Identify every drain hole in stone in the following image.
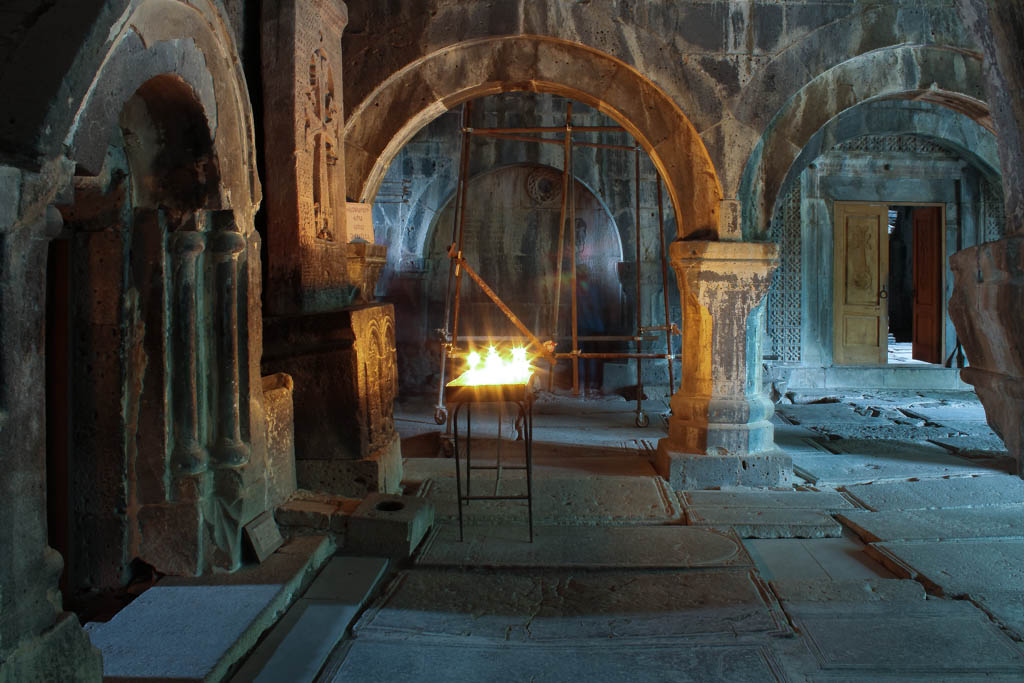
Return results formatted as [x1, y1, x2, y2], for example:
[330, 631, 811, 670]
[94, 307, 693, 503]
[376, 500, 405, 512]
[741, 460, 748, 470]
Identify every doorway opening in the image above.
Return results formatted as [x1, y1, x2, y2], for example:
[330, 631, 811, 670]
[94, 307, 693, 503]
[886, 205, 944, 365]
[833, 201, 945, 366]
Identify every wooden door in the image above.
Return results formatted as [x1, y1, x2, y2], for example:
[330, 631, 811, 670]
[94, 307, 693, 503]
[834, 203, 889, 365]
[912, 206, 943, 363]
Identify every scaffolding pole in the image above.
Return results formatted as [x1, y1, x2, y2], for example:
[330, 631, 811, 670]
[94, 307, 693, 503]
[433, 102, 474, 425]
[656, 176, 675, 394]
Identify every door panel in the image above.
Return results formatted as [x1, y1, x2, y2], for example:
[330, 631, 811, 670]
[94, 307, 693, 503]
[912, 206, 943, 364]
[834, 203, 889, 365]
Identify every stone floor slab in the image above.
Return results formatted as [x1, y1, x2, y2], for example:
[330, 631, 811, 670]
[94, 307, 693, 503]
[970, 591, 1024, 641]
[769, 578, 925, 603]
[902, 401, 990, 422]
[776, 402, 879, 426]
[843, 475, 1024, 511]
[355, 568, 786, 642]
[838, 506, 1024, 543]
[870, 538, 1024, 595]
[333, 640, 784, 683]
[787, 600, 1024, 674]
[686, 507, 842, 538]
[417, 524, 750, 569]
[87, 536, 333, 682]
[789, 439, 1003, 485]
[419, 473, 680, 525]
[232, 556, 389, 683]
[743, 534, 895, 581]
[683, 490, 854, 510]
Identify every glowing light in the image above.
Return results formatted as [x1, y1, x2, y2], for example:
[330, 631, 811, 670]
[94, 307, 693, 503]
[457, 345, 533, 386]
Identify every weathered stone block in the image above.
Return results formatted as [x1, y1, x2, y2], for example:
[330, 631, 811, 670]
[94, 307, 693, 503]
[655, 446, 793, 491]
[263, 303, 402, 495]
[137, 502, 203, 577]
[262, 373, 297, 509]
[295, 432, 402, 497]
[346, 494, 435, 559]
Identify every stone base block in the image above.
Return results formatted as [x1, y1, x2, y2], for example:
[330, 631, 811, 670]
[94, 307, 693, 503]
[346, 493, 435, 559]
[296, 433, 402, 497]
[655, 441, 793, 490]
[0, 612, 102, 683]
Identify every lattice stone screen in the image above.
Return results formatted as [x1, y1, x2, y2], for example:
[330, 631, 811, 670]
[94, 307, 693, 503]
[981, 176, 1006, 244]
[833, 134, 951, 154]
[767, 184, 802, 363]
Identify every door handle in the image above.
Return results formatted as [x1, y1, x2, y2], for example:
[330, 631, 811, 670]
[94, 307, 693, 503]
[879, 284, 888, 300]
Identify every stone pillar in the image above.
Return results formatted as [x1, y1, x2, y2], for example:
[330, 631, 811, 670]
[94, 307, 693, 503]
[208, 220, 250, 466]
[168, 228, 208, 475]
[262, 0, 350, 315]
[0, 198, 102, 680]
[655, 241, 792, 489]
[260, 0, 402, 496]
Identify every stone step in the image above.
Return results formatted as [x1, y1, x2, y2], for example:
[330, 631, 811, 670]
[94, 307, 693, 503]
[230, 555, 389, 683]
[84, 536, 334, 682]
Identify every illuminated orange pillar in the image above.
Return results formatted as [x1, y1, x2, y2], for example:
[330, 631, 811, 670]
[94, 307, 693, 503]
[656, 241, 792, 489]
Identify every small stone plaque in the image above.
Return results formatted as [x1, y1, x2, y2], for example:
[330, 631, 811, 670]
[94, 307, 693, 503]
[347, 202, 375, 243]
[244, 511, 284, 563]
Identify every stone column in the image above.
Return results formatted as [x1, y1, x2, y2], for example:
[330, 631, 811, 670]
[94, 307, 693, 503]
[0, 199, 102, 680]
[168, 228, 208, 476]
[655, 240, 792, 489]
[208, 221, 249, 466]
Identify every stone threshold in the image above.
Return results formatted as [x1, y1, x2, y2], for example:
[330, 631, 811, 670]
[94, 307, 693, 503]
[84, 535, 335, 682]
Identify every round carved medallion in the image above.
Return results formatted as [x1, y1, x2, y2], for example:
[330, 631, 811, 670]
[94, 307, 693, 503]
[526, 168, 562, 205]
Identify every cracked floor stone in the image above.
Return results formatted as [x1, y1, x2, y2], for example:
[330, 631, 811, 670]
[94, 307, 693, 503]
[310, 391, 1024, 681]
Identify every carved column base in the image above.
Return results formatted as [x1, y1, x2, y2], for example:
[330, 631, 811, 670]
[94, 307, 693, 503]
[655, 446, 793, 491]
[0, 611, 102, 682]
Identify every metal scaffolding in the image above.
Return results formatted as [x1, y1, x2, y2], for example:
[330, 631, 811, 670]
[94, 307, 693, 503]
[433, 100, 679, 428]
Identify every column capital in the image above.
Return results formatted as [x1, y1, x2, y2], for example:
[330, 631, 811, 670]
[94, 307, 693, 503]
[670, 240, 778, 298]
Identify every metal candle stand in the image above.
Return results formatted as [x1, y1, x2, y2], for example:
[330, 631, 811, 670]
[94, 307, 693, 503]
[445, 379, 534, 543]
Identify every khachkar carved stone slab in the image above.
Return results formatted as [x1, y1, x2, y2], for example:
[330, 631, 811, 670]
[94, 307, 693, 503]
[263, 303, 401, 497]
[262, 0, 351, 315]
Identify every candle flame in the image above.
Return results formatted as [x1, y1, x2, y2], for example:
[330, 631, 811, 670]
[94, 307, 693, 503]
[458, 345, 533, 386]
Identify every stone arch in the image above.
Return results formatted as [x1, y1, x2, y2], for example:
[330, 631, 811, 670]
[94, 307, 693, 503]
[65, 0, 260, 216]
[740, 45, 990, 241]
[344, 35, 721, 239]
[769, 99, 1001, 239]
